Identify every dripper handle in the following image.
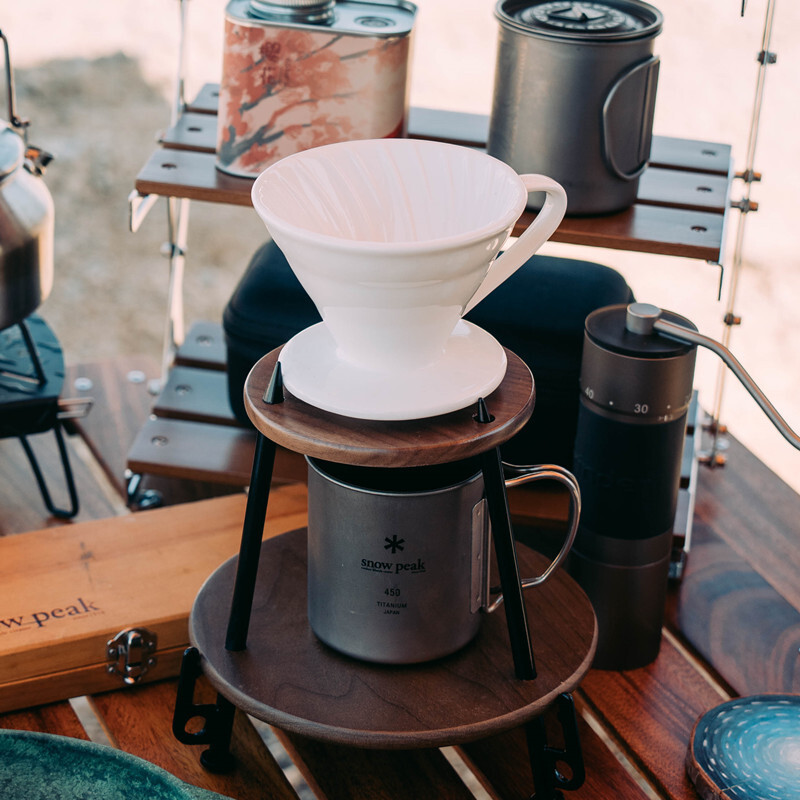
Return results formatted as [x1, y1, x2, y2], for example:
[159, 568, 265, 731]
[463, 175, 567, 315]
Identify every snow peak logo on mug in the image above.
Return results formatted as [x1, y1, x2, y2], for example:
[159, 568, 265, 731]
[0, 597, 102, 634]
[360, 535, 427, 575]
[360, 558, 426, 575]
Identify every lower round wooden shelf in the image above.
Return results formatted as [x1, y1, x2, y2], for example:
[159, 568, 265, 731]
[190, 528, 597, 749]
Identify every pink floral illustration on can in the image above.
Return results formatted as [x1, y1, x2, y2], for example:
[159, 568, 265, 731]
[217, 20, 412, 177]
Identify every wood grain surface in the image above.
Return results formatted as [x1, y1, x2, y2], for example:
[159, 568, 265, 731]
[153, 365, 242, 427]
[459, 704, 653, 800]
[190, 528, 596, 749]
[691, 437, 800, 611]
[278, 731, 475, 800]
[64, 357, 162, 495]
[636, 167, 729, 213]
[91, 678, 300, 800]
[514, 202, 725, 261]
[173, 320, 228, 371]
[3, 357, 796, 799]
[138, 86, 731, 263]
[0, 487, 307, 710]
[0, 700, 88, 740]
[579, 634, 728, 800]
[0, 430, 120, 535]
[675, 521, 800, 696]
[244, 347, 535, 466]
[127, 416, 256, 485]
[136, 146, 727, 262]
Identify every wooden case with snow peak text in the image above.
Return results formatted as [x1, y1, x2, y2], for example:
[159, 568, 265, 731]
[0, 485, 307, 713]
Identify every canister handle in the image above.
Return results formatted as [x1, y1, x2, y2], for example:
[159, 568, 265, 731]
[485, 463, 581, 613]
[601, 55, 660, 181]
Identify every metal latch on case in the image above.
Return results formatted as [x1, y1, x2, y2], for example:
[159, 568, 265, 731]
[106, 628, 158, 685]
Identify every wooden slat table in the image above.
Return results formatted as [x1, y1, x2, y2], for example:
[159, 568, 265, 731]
[136, 85, 732, 263]
[0, 88, 761, 798]
[126, 88, 735, 496]
[1, 357, 798, 799]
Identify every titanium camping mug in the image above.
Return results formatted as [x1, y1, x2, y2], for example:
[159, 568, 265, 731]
[487, 0, 663, 215]
[306, 456, 580, 664]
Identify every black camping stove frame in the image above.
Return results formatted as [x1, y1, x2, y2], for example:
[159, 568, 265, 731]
[174, 363, 586, 799]
[0, 315, 79, 519]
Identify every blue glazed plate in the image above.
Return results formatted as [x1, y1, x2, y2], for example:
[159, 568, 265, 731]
[0, 729, 232, 799]
[687, 694, 800, 800]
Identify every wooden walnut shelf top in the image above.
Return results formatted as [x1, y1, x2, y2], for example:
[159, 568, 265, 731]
[244, 347, 535, 467]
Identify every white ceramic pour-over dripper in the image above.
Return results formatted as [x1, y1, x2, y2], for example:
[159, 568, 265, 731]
[251, 138, 566, 420]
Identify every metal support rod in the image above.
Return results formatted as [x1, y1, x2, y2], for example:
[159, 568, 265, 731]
[172, 0, 190, 124]
[225, 431, 278, 651]
[128, 190, 159, 234]
[19, 422, 79, 520]
[226, 364, 284, 650]
[173, 647, 236, 773]
[162, 195, 191, 383]
[478, 436, 537, 681]
[526, 717, 560, 800]
[524, 693, 586, 798]
[200, 694, 237, 774]
[708, 0, 777, 461]
[18, 319, 46, 386]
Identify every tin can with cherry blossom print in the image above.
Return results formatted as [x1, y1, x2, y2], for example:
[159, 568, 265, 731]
[216, 0, 417, 178]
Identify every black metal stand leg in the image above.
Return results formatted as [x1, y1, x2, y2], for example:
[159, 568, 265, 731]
[525, 694, 585, 799]
[173, 647, 236, 773]
[475, 399, 585, 797]
[527, 716, 560, 800]
[225, 431, 277, 651]
[479, 442, 537, 680]
[174, 364, 285, 769]
[225, 361, 285, 651]
[201, 695, 236, 773]
[19, 421, 79, 519]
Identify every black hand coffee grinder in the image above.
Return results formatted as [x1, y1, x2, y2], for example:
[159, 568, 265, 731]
[570, 300, 800, 669]
[569, 302, 698, 669]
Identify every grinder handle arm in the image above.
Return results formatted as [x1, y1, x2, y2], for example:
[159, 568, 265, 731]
[626, 302, 800, 451]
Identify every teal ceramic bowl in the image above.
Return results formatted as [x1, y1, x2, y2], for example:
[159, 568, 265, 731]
[0, 729, 232, 799]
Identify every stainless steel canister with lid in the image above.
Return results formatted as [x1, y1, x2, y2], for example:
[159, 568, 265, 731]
[488, 0, 663, 215]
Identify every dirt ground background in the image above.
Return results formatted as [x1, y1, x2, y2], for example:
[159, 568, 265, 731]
[3, 0, 800, 493]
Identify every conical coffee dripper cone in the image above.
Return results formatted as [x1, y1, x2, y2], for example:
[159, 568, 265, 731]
[251, 138, 566, 420]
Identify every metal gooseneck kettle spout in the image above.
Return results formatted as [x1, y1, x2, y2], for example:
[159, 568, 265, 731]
[569, 301, 799, 671]
[627, 302, 800, 451]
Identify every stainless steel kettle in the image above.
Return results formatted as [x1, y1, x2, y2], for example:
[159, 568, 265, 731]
[0, 30, 54, 332]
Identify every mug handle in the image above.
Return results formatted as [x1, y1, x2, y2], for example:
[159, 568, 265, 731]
[485, 463, 581, 613]
[462, 174, 567, 315]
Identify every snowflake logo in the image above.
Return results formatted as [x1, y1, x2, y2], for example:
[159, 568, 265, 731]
[384, 535, 405, 554]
